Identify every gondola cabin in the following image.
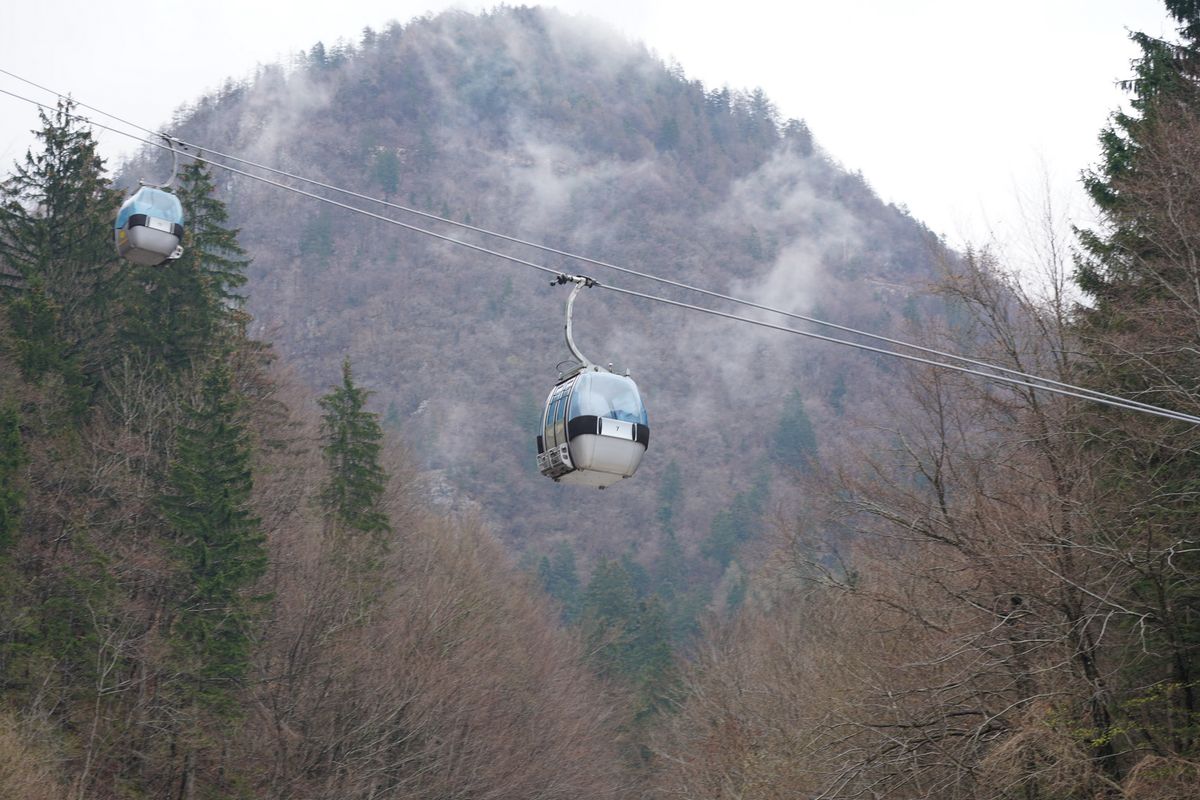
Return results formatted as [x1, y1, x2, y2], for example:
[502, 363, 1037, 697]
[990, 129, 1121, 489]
[114, 187, 184, 266]
[536, 367, 649, 488]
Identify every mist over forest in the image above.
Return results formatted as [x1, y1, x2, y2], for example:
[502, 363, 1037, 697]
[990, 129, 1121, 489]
[1, 4, 1199, 799]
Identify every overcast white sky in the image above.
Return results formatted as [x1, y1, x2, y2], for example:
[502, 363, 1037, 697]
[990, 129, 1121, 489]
[0, 1, 1178, 253]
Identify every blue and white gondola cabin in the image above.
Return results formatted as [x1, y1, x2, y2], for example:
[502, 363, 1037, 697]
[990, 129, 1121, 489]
[114, 187, 184, 266]
[536, 367, 649, 488]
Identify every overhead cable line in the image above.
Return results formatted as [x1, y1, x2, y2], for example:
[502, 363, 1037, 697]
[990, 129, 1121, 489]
[0, 66, 1184, 422]
[3, 83, 1200, 426]
[599, 283, 1200, 424]
[0, 87, 562, 278]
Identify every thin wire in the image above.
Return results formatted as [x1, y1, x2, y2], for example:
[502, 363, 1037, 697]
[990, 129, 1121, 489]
[599, 283, 1200, 425]
[3, 84, 1199, 426]
[0, 88, 563, 280]
[0, 65, 1152, 417]
[0, 67, 161, 140]
[0, 66, 1183, 420]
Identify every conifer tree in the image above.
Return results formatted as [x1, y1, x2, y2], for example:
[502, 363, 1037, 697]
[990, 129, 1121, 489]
[655, 460, 682, 534]
[580, 559, 679, 751]
[174, 159, 249, 316]
[538, 540, 581, 622]
[0, 404, 25, 554]
[0, 100, 121, 397]
[701, 473, 769, 568]
[626, 594, 678, 723]
[1079, 3, 1200, 303]
[1073, 3, 1200, 768]
[771, 388, 817, 471]
[581, 560, 676, 696]
[158, 362, 265, 714]
[580, 559, 639, 682]
[318, 358, 390, 544]
[4, 279, 88, 416]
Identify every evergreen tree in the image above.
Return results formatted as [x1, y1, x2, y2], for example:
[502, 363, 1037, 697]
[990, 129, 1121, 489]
[537, 540, 581, 622]
[724, 567, 748, 614]
[1073, 4, 1200, 770]
[771, 388, 817, 471]
[1079, 3, 1200, 303]
[653, 529, 685, 601]
[651, 521, 709, 644]
[701, 472, 769, 568]
[318, 358, 390, 544]
[175, 160, 250, 314]
[299, 208, 334, 263]
[372, 149, 401, 196]
[655, 460, 682, 533]
[0, 99, 121, 398]
[829, 371, 847, 416]
[580, 559, 639, 683]
[158, 362, 266, 714]
[580, 559, 679, 759]
[4, 279, 88, 416]
[0, 404, 25, 554]
[626, 595, 678, 722]
[580, 560, 677, 711]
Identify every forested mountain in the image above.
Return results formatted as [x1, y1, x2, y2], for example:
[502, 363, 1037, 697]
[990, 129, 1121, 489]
[3, 4, 1198, 799]
[133, 6, 946, 625]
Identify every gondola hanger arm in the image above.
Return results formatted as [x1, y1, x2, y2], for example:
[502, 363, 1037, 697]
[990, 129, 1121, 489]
[556, 274, 600, 371]
[140, 135, 181, 190]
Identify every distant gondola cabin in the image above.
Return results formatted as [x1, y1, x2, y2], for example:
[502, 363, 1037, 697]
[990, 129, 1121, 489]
[114, 187, 184, 266]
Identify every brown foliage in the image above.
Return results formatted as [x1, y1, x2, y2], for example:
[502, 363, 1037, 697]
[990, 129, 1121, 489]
[0, 711, 65, 800]
[233, 363, 631, 799]
[1123, 756, 1200, 800]
[652, 232, 1200, 798]
[245, 501, 630, 799]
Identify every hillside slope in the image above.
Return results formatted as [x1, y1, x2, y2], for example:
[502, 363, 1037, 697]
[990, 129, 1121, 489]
[146, 6, 947, 593]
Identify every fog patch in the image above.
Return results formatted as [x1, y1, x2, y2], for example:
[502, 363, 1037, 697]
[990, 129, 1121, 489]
[625, 148, 861, 408]
[538, 8, 660, 84]
[239, 70, 334, 166]
[718, 148, 862, 316]
[497, 135, 662, 233]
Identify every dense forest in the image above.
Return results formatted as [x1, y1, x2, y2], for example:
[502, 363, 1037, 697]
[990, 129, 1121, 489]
[1, 3, 1198, 799]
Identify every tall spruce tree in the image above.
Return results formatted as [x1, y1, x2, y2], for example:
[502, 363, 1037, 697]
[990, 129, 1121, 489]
[174, 159, 250, 316]
[655, 460, 682, 534]
[318, 358, 390, 544]
[4, 278, 88, 416]
[0, 404, 25, 554]
[771, 388, 817, 471]
[580, 559, 640, 683]
[1074, 2, 1200, 766]
[580, 559, 679, 762]
[538, 540, 581, 622]
[0, 100, 121, 401]
[158, 361, 266, 714]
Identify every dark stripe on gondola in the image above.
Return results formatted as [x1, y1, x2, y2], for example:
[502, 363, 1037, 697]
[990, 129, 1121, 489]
[635, 424, 649, 448]
[567, 415, 601, 440]
[125, 214, 184, 238]
[536, 434, 544, 455]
